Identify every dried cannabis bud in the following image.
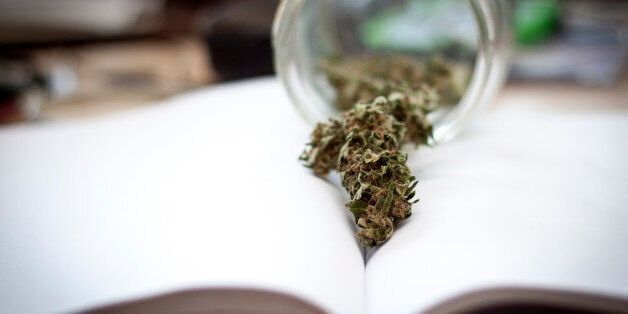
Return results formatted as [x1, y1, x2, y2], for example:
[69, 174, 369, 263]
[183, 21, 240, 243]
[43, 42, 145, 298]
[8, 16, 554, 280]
[321, 55, 466, 112]
[302, 55, 464, 247]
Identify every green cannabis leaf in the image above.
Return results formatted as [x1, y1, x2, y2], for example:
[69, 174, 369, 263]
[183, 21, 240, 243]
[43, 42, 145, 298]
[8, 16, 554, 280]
[301, 55, 466, 247]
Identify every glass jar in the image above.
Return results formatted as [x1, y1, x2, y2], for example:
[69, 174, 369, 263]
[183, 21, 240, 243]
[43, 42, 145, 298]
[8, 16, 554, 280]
[273, 0, 511, 144]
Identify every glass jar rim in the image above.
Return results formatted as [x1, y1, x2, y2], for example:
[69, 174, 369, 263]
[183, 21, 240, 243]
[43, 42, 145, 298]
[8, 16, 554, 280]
[273, 0, 511, 145]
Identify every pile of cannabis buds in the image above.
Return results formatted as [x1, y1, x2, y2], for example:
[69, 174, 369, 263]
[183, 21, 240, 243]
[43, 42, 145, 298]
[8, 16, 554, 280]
[300, 56, 467, 247]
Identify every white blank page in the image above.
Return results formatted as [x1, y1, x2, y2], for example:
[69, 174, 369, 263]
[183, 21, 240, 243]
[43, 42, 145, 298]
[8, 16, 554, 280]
[366, 86, 628, 313]
[0, 78, 364, 314]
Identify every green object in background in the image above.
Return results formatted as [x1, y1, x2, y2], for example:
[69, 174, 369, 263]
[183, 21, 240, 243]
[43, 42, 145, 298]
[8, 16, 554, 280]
[515, 0, 560, 45]
[359, 0, 477, 53]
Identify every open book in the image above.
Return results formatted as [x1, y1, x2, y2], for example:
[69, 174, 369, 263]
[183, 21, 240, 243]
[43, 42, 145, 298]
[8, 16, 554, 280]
[1, 78, 627, 313]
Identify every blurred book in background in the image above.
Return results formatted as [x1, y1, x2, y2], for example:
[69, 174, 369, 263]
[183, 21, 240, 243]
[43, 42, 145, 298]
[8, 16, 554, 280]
[1, 37, 214, 122]
[0, 0, 279, 124]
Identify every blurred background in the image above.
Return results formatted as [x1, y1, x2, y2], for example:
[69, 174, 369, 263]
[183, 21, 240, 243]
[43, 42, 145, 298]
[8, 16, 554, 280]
[0, 0, 626, 124]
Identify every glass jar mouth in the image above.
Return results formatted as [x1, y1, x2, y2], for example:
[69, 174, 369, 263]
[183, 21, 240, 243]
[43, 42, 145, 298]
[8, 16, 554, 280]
[273, 0, 510, 145]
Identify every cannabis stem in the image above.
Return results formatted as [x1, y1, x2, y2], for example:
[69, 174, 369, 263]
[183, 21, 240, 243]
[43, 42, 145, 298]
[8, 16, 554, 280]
[301, 56, 463, 247]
